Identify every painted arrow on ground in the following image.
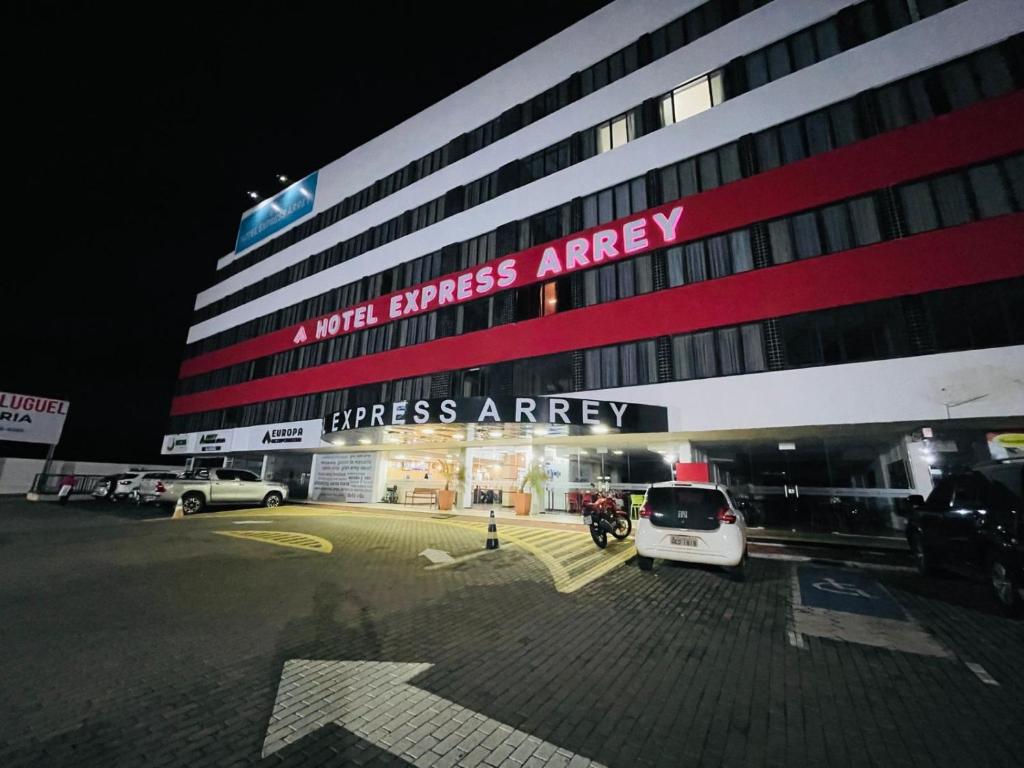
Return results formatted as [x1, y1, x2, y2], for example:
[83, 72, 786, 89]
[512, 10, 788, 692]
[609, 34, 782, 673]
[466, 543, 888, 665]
[262, 660, 606, 766]
[419, 548, 455, 564]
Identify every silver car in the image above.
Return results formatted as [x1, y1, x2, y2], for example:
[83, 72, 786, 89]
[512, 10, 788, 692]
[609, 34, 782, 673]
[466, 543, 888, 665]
[144, 468, 289, 514]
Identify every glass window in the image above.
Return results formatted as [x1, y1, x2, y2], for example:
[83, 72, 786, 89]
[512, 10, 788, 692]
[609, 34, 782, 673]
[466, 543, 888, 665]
[779, 122, 806, 164]
[666, 246, 686, 287]
[634, 254, 655, 294]
[611, 115, 629, 148]
[1003, 155, 1024, 207]
[821, 203, 853, 253]
[768, 219, 795, 264]
[584, 349, 601, 389]
[744, 50, 769, 90]
[968, 164, 1013, 218]
[693, 331, 718, 378]
[600, 346, 620, 387]
[766, 41, 792, 81]
[899, 181, 939, 234]
[877, 83, 913, 131]
[661, 166, 679, 202]
[597, 123, 612, 154]
[741, 323, 767, 372]
[805, 112, 833, 155]
[678, 159, 699, 196]
[686, 241, 707, 282]
[730, 230, 754, 273]
[620, 343, 639, 387]
[718, 327, 743, 375]
[849, 196, 882, 245]
[673, 334, 695, 380]
[931, 174, 972, 227]
[814, 21, 841, 58]
[755, 130, 781, 171]
[709, 70, 725, 106]
[940, 62, 982, 110]
[719, 144, 742, 184]
[973, 48, 1015, 98]
[791, 30, 816, 69]
[670, 76, 713, 124]
[699, 152, 720, 190]
[708, 235, 731, 279]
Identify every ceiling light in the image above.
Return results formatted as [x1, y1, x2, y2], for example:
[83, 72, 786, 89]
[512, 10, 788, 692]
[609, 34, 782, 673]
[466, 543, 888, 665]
[276, 173, 289, 184]
[488, 430, 503, 438]
[453, 433, 465, 440]
[246, 190, 260, 200]
[591, 424, 609, 434]
[533, 427, 548, 436]
[358, 438, 372, 445]
[333, 438, 346, 445]
[578, 450, 589, 456]
[612, 450, 624, 455]
[422, 428, 435, 435]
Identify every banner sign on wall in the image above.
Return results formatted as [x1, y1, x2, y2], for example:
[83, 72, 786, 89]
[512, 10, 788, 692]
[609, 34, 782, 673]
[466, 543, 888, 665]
[235, 172, 319, 254]
[233, 419, 326, 452]
[181, 201, 685, 377]
[160, 419, 326, 455]
[324, 396, 669, 435]
[0, 391, 70, 444]
[311, 453, 377, 503]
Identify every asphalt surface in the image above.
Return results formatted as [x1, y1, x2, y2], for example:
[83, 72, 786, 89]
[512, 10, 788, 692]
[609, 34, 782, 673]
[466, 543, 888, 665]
[0, 497, 1021, 767]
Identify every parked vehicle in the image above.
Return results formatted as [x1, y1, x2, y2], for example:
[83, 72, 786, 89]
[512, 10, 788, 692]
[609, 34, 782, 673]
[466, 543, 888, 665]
[635, 482, 747, 578]
[127, 472, 180, 504]
[92, 474, 125, 501]
[144, 468, 288, 514]
[905, 458, 1023, 615]
[583, 491, 632, 548]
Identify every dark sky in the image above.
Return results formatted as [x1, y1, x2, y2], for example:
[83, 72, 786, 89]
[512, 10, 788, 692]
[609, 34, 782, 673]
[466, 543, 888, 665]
[4, 1, 609, 464]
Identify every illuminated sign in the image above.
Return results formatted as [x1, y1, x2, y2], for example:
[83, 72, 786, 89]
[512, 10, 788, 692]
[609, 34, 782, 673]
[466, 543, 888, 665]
[235, 172, 318, 253]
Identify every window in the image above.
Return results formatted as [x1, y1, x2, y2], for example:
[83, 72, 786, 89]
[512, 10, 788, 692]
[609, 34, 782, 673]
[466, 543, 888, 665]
[899, 182, 938, 234]
[660, 74, 715, 126]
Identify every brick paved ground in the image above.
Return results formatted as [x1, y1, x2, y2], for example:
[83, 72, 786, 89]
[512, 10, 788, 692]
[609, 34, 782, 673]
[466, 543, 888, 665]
[0, 497, 1020, 767]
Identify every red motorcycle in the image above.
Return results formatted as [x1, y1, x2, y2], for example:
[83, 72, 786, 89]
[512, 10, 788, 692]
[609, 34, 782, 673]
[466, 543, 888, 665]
[583, 491, 632, 548]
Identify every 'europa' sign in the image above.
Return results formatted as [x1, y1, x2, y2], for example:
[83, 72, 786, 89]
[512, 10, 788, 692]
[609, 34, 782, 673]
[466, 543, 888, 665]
[324, 397, 668, 434]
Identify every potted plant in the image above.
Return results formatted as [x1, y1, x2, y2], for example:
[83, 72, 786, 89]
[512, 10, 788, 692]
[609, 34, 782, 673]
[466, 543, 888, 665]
[435, 457, 464, 511]
[513, 460, 547, 516]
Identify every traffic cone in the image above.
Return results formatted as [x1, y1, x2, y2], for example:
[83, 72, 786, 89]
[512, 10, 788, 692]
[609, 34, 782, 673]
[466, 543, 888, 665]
[485, 509, 499, 550]
[171, 496, 185, 520]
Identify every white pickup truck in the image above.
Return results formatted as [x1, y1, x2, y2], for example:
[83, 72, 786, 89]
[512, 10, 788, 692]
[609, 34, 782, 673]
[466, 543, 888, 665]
[140, 468, 288, 514]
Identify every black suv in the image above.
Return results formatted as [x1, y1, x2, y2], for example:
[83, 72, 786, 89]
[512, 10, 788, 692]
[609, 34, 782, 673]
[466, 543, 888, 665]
[906, 458, 1023, 615]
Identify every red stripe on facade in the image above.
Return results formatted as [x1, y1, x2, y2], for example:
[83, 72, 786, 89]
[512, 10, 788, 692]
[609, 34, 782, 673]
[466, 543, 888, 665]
[180, 90, 1024, 380]
[169, 214, 1024, 416]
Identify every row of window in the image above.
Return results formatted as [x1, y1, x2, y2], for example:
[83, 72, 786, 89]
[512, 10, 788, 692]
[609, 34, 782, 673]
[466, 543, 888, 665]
[185, 32, 1022, 360]
[215, 0, 775, 282]
[193, 0, 972, 326]
[166, 277, 1024, 434]
[174, 152, 1024, 397]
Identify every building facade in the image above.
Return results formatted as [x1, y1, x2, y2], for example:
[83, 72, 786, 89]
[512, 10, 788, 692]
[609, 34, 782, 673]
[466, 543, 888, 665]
[166, 0, 1024, 535]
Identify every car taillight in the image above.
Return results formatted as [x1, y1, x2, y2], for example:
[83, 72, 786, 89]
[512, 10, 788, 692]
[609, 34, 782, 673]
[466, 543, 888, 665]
[155, 481, 166, 493]
[717, 507, 737, 524]
[640, 502, 652, 519]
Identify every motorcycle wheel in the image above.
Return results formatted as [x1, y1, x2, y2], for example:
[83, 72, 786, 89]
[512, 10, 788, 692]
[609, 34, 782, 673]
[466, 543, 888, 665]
[611, 514, 632, 540]
[590, 526, 608, 549]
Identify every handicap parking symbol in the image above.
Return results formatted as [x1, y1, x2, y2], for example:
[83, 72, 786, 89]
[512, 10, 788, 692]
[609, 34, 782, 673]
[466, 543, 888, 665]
[798, 566, 907, 621]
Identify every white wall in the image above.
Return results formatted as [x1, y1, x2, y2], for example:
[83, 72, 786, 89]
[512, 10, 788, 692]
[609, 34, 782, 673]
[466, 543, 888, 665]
[0, 458, 184, 495]
[576, 346, 1024, 434]
[189, 0, 1023, 342]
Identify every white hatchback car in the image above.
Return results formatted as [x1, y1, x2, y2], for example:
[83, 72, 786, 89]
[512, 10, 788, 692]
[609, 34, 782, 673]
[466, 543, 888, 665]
[635, 481, 747, 578]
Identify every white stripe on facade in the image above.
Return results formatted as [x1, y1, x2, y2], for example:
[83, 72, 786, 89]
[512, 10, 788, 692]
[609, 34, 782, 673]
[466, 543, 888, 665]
[188, 0, 1023, 344]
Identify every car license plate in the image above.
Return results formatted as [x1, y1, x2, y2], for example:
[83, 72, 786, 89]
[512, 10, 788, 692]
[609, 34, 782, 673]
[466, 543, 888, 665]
[583, 515, 592, 525]
[670, 535, 698, 547]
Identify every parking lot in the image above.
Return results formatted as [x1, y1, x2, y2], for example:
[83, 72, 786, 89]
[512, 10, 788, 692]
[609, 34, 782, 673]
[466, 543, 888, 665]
[0, 496, 1021, 768]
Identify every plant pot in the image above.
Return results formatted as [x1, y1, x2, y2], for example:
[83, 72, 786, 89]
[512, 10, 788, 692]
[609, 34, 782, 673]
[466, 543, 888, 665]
[513, 492, 532, 516]
[437, 489, 456, 511]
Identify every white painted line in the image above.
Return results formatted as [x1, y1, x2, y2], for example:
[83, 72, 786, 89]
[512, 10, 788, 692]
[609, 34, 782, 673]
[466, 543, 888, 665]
[232, 520, 273, 525]
[787, 629, 806, 649]
[751, 551, 914, 573]
[424, 547, 507, 570]
[831, 532, 906, 541]
[965, 662, 999, 686]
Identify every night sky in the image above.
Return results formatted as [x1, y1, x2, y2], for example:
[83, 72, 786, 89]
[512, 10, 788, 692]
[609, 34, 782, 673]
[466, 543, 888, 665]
[4, 2, 609, 464]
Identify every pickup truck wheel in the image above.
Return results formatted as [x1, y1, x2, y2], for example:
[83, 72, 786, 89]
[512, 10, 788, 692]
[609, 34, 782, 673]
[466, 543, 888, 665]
[263, 492, 283, 508]
[990, 557, 1022, 616]
[637, 555, 654, 571]
[181, 492, 204, 515]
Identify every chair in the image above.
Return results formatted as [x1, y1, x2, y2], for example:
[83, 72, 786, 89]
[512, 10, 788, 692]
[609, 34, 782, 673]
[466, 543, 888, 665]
[629, 494, 645, 520]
